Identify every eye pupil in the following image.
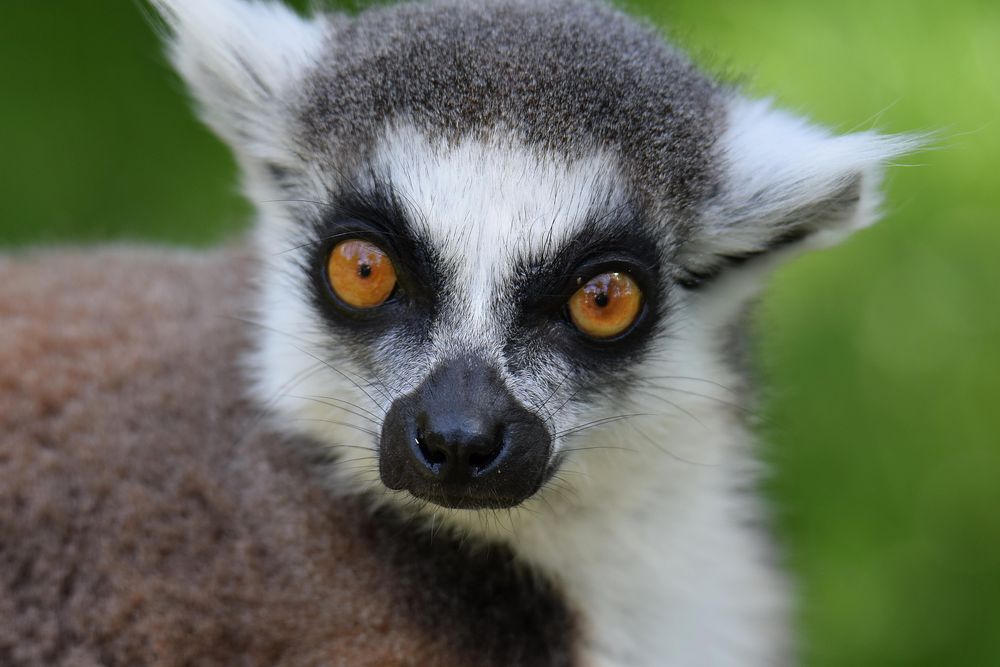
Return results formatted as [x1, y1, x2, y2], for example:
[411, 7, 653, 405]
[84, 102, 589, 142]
[358, 263, 372, 278]
[594, 292, 609, 308]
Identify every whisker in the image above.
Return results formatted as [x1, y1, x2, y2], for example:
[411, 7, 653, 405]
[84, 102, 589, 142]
[559, 445, 638, 454]
[232, 315, 393, 413]
[287, 394, 383, 425]
[631, 385, 751, 416]
[627, 423, 719, 468]
[228, 360, 326, 449]
[287, 343, 388, 416]
[291, 417, 380, 438]
[337, 456, 380, 466]
[318, 442, 375, 454]
[555, 413, 654, 438]
[636, 374, 741, 395]
[537, 368, 574, 423]
[228, 315, 321, 347]
[549, 465, 589, 477]
[547, 383, 588, 422]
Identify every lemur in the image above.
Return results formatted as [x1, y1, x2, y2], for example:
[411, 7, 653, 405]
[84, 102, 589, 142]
[0, 0, 915, 665]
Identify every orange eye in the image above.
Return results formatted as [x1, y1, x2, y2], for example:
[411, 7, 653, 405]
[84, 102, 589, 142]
[567, 272, 643, 339]
[326, 239, 397, 309]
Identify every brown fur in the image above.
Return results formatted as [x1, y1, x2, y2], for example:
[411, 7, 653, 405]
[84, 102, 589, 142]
[0, 246, 576, 667]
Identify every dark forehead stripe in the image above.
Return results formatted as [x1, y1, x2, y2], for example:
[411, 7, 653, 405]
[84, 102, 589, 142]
[302, 0, 725, 214]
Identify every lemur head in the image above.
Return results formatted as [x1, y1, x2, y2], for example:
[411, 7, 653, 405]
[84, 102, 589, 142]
[155, 0, 913, 524]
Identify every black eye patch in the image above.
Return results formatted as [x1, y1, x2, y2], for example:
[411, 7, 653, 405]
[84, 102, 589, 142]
[301, 180, 450, 344]
[503, 202, 665, 375]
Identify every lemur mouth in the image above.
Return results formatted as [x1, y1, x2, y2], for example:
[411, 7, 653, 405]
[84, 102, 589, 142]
[408, 487, 528, 510]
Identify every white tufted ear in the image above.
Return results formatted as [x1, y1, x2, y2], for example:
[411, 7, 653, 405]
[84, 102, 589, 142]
[151, 0, 325, 163]
[682, 96, 920, 283]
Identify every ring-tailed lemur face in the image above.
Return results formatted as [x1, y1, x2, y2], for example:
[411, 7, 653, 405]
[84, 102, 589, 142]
[154, 0, 914, 523]
[261, 125, 686, 511]
[292, 130, 670, 509]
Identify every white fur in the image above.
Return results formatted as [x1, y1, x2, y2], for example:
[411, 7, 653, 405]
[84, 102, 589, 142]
[155, 2, 915, 665]
[686, 97, 919, 275]
[152, 0, 324, 163]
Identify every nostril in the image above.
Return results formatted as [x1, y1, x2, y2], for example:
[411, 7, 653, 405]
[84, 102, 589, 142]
[415, 428, 447, 466]
[466, 424, 505, 474]
[467, 448, 498, 472]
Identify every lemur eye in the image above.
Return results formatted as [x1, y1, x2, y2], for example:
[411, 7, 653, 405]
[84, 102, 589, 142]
[567, 272, 643, 339]
[327, 239, 397, 309]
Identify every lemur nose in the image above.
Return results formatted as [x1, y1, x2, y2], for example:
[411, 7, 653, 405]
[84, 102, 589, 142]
[414, 416, 506, 482]
[379, 355, 552, 509]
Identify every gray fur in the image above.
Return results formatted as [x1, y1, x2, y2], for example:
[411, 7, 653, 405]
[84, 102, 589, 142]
[300, 0, 726, 215]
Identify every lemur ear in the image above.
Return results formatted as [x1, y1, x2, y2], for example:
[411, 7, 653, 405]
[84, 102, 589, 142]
[151, 0, 324, 162]
[680, 97, 920, 286]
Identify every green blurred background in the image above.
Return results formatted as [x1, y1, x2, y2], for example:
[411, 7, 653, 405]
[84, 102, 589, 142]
[1, 1, 997, 664]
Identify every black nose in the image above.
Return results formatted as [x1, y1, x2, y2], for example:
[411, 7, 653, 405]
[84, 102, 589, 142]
[379, 356, 551, 509]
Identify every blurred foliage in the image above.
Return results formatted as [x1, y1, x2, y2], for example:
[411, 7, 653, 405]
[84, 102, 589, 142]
[1, 1, 997, 665]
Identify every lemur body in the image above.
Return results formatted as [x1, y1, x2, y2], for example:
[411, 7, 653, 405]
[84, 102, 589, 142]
[1, 1, 914, 664]
[0, 248, 575, 666]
